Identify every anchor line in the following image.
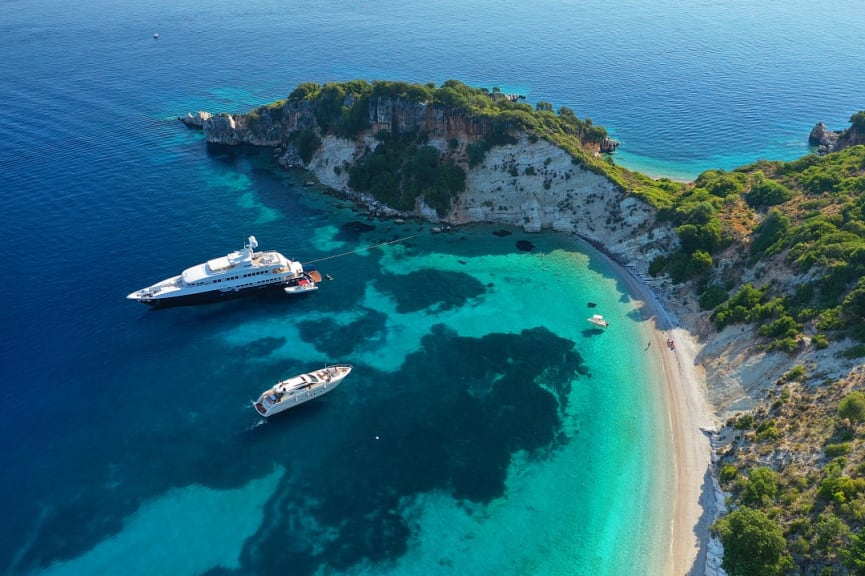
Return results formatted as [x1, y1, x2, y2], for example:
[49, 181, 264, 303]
[301, 234, 421, 266]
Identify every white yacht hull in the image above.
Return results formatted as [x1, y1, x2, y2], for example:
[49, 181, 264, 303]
[134, 279, 289, 308]
[128, 236, 307, 308]
[253, 364, 352, 417]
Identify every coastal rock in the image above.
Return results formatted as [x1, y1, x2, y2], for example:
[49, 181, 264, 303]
[808, 122, 839, 154]
[809, 119, 865, 154]
[179, 111, 212, 128]
[203, 113, 240, 144]
[600, 136, 619, 153]
[370, 97, 496, 138]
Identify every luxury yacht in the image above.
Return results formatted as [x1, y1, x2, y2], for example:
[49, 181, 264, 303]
[127, 236, 305, 307]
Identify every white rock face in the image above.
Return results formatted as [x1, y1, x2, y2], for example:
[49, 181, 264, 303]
[306, 134, 678, 271]
[451, 136, 678, 272]
[306, 134, 374, 191]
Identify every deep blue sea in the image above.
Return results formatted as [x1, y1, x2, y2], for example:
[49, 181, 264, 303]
[2, 1, 863, 574]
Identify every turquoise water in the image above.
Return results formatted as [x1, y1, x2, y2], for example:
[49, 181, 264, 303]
[2, 0, 863, 574]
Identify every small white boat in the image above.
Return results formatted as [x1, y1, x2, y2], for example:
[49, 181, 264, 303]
[253, 364, 352, 417]
[284, 270, 321, 295]
[588, 314, 609, 328]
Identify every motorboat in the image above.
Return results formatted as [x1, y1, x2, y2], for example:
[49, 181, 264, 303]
[253, 364, 352, 417]
[588, 314, 610, 328]
[284, 270, 322, 295]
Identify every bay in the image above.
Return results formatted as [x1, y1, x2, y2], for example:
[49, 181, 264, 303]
[1, 0, 863, 574]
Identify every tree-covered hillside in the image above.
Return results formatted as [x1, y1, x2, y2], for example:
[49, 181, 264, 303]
[243, 79, 682, 216]
[649, 124, 865, 357]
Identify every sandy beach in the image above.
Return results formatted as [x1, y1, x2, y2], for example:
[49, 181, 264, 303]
[611, 257, 717, 575]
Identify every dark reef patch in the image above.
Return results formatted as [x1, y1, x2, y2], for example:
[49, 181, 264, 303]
[374, 269, 486, 313]
[237, 336, 287, 357]
[516, 239, 535, 252]
[335, 220, 376, 242]
[296, 308, 388, 357]
[242, 324, 586, 575]
[493, 229, 512, 237]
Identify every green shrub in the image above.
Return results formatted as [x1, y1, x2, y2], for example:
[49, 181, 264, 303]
[767, 336, 800, 353]
[759, 314, 801, 339]
[742, 466, 779, 507]
[750, 209, 791, 257]
[813, 334, 829, 349]
[712, 284, 765, 328]
[839, 391, 865, 423]
[721, 464, 739, 484]
[466, 142, 486, 167]
[756, 419, 780, 442]
[713, 507, 790, 576]
[825, 443, 852, 458]
[783, 365, 807, 382]
[293, 129, 321, 164]
[733, 413, 754, 430]
[747, 180, 794, 207]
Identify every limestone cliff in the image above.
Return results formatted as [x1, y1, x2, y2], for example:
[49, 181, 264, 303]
[198, 96, 662, 267]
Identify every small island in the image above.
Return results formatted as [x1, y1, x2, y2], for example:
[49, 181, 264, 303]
[184, 79, 865, 576]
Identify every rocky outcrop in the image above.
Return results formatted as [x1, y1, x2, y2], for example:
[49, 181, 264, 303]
[369, 98, 497, 138]
[809, 120, 865, 154]
[600, 136, 619, 153]
[179, 111, 212, 129]
[809, 122, 840, 154]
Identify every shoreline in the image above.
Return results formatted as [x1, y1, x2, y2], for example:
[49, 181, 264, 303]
[310, 178, 721, 573]
[588, 241, 716, 575]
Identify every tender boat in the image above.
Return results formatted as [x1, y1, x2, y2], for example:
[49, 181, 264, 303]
[127, 236, 307, 307]
[284, 270, 322, 295]
[588, 314, 610, 328]
[253, 364, 352, 417]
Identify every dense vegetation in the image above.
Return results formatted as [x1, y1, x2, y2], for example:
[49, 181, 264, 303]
[347, 129, 466, 216]
[647, 117, 865, 355]
[647, 112, 865, 576]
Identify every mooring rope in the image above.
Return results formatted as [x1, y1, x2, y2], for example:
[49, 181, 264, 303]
[302, 233, 421, 266]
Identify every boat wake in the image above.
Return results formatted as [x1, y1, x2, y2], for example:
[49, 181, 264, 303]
[249, 418, 268, 430]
